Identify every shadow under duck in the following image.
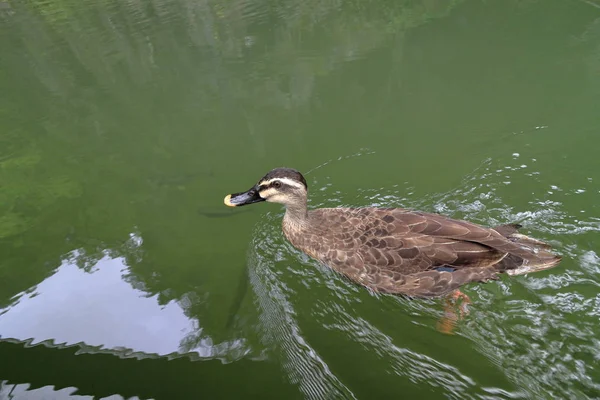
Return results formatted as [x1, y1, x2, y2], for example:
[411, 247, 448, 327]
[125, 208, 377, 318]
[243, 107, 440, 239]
[224, 168, 561, 298]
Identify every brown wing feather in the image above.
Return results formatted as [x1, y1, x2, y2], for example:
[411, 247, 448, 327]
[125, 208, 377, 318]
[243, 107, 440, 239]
[382, 209, 557, 265]
[319, 208, 508, 271]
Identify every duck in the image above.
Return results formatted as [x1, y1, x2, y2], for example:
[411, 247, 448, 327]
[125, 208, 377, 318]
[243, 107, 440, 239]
[223, 167, 561, 299]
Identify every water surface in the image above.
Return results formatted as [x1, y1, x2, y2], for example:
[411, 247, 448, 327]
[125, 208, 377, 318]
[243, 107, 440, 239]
[1, 0, 600, 398]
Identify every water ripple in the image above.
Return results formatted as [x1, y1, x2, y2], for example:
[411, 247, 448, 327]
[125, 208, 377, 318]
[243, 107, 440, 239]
[248, 227, 356, 400]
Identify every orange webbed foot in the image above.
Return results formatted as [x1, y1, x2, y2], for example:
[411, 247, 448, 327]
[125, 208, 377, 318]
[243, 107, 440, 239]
[436, 290, 471, 335]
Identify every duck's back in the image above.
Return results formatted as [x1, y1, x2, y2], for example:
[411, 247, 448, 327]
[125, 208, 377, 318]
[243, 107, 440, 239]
[282, 207, 560, 297]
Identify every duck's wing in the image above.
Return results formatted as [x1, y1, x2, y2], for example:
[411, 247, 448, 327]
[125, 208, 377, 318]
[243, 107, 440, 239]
[310, 208, 559, 297]
[316, 208, 507, 271]
[316, 228, 501, 297]
[383, 209, 560, 268]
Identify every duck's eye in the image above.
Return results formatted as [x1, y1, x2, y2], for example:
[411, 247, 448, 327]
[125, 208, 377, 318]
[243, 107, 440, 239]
[273, 181, 282, 189]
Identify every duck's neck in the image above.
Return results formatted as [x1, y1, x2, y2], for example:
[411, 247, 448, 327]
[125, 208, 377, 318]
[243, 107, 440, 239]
[282, 199, 309, 231]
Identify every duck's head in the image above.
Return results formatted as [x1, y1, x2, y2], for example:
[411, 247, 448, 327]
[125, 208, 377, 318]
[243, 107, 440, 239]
[224, 167, 308, 208]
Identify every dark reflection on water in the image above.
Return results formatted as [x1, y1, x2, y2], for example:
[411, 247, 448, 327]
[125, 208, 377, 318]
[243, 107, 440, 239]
[246, 154, 600, 399]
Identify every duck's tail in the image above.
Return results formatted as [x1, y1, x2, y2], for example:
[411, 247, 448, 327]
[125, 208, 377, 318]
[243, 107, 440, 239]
[493, 223, 562, 276]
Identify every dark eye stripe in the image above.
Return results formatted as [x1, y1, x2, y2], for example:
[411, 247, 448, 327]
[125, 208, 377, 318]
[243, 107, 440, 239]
[258, 182, 283, 191]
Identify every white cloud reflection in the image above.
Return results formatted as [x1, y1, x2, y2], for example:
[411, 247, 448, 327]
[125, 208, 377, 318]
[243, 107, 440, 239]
[0, 255, 219, 358]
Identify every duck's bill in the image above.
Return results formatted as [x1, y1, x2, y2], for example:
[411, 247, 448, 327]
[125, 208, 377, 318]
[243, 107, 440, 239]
[224, 188, 265, 207]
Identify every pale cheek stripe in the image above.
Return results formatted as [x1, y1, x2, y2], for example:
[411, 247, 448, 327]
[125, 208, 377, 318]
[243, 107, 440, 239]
[260, 188, 278, 198]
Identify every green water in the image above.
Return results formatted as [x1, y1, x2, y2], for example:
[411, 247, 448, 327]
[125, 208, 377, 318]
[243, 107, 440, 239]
[1, 0, 600, 398]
